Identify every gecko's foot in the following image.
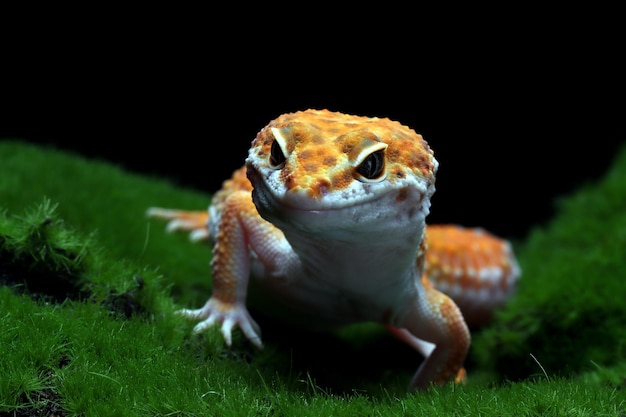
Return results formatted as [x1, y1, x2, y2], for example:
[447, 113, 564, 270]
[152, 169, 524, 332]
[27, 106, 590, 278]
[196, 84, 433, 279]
[178, 298, 263, 349]
[146, 207, 209, 241]
[454, 368, 467, 384]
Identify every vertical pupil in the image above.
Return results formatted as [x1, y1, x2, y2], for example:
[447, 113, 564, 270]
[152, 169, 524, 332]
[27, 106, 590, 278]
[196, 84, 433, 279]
[270, 140, 286, 166]
[357, 150, 384, 179]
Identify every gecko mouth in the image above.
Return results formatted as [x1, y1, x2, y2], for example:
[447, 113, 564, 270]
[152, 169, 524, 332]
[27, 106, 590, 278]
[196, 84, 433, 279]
[248, 166, 429, 232]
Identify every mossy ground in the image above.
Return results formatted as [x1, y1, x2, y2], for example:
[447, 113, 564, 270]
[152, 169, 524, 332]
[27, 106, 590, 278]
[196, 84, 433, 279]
[1, 140, 625, 416]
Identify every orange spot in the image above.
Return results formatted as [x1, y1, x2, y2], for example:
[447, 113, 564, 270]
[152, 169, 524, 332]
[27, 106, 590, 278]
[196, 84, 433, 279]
[396, 188, 408, 202]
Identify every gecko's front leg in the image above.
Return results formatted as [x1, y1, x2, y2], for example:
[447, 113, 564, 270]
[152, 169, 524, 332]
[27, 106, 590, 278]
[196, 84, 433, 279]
[388, 276, 470, 391]
[170, 190, 261, 348]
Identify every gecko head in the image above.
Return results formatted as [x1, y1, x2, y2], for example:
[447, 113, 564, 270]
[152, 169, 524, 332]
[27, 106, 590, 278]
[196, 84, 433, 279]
[245, 109, 438, 237]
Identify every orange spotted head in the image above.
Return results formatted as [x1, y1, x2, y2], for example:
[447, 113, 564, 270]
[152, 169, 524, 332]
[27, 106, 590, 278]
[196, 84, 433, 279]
[246, 109, 438, 237]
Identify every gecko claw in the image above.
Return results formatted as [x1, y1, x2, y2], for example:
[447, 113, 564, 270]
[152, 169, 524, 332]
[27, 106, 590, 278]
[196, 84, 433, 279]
[177, 300, 263, 349]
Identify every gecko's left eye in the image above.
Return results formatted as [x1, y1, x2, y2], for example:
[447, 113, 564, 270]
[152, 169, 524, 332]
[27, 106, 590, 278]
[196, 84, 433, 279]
[356, 149, 385, 181]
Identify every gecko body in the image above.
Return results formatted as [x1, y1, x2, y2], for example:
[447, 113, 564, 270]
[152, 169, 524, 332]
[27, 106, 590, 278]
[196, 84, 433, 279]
[148, 109, 520, 390]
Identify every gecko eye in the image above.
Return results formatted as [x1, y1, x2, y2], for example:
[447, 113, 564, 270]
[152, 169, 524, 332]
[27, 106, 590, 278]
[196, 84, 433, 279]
[356, 149, 385, 181]
[268, 127, 288, 169]
[269, 138, 286, 168]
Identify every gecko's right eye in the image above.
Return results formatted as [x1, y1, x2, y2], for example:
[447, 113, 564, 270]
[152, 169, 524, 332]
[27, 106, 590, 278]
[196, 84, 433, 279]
[269, 139, 286, 168]
[269, 127, 288, 169]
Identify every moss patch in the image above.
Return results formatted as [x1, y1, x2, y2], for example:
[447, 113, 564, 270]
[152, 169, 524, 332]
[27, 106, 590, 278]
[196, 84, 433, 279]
[0, 199, 92, 303]
[472, 145, 626, 385]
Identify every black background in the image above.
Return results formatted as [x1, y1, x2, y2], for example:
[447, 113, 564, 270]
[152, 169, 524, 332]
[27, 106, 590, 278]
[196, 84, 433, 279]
[1, 10, 623, 241]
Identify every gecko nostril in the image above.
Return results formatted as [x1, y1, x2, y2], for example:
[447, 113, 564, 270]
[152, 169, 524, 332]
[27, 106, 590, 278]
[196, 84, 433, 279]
[311, 178, 331, 199]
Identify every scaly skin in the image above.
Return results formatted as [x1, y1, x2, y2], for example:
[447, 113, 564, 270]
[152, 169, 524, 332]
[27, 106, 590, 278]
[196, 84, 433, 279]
[147, 109, 520, 391]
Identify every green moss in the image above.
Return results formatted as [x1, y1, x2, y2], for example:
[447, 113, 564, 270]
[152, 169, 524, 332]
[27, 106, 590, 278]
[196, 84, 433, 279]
[472, 144, 626, 383]
[1, 139, 625, 416]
